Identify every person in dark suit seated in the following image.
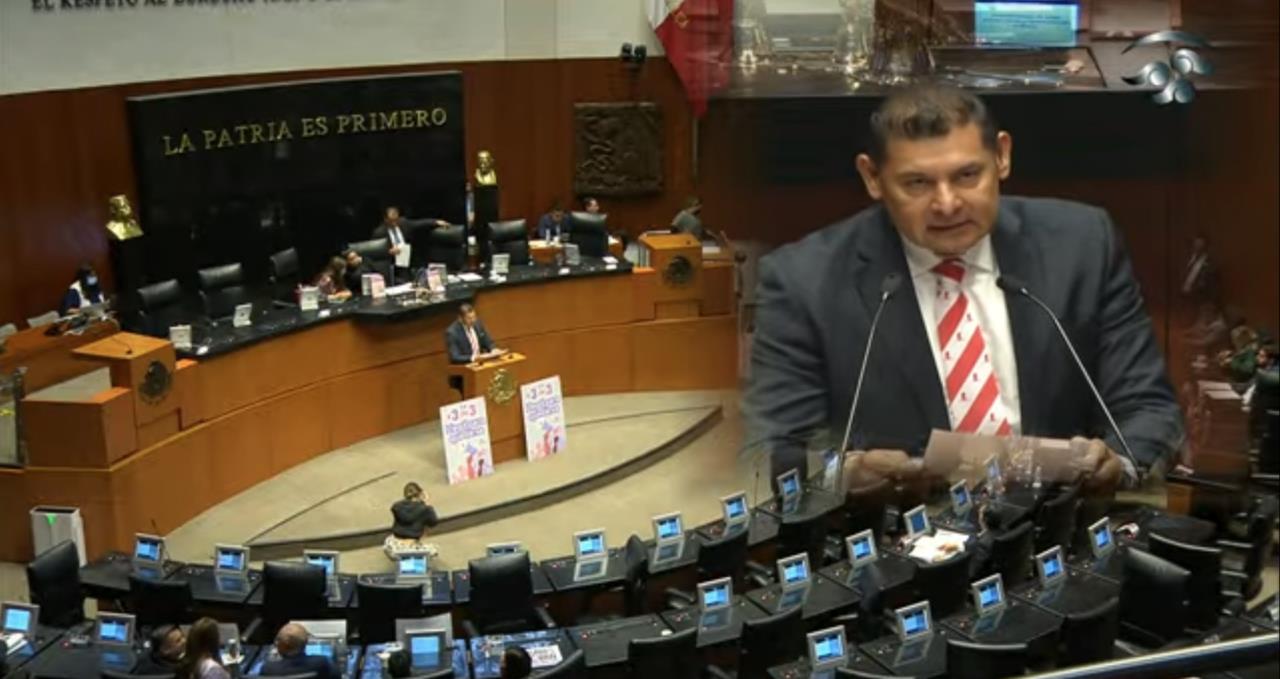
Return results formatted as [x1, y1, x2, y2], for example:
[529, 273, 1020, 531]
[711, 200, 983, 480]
[134, 625, 186, 675]
[536, 202, 569, 241]
[384, 481, 440, 560]
[311, 257, 352, 302]
[500, 646, 531, 679]
[745, 84, 1182, 495]
[59, 263, 105, 316]
[384, 650, 411, 679]
[342, 249, 374, 295]
[260, 624, 337, 679]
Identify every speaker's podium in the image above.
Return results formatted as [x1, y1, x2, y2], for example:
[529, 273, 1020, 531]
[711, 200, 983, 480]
[448, 352, 528, 464]
[638, 232, 703, 319]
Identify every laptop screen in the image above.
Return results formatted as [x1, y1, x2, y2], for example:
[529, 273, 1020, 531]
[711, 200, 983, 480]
[399, 553, 429, 576]
[3, 606, 32, 634]
[305, 553, 336, 578]
[408, 633, 443, 667]
[1090, 519, 1113, 556]
[951, 482, 971, 512]
[974, 575, 1004, 613]
[304, 639, 335, 659]
[848, 530, 876, 564]
[905, 506, 930, 538]
[896, 603, 931, 641]
[810, 630, 845, 664]
[97, 616, 132, 644]
[135, 536, 162, 562]
[778, 470, 801, 498]
[655, 515, 682, 541]
[779, 554, 809, 586]
[724, 494, 747, 522]
[576, 532, 605, 558]
[216, 547, 245, 572]
[1038, 547, 1065, 584]
[700, 580, 730, 609]
[486, 543, 522, 557]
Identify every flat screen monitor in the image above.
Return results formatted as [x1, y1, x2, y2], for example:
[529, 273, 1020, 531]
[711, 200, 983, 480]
[214, 544, 247, 573]
[698, 577, 732, 611]
[485, 542, 523, 558]
[971, 573, 1006, 615]
[573, 529, 606, 560]
[96, 613, 136, 646]
[777, 553, 810, 588]
[847, 529, 878, 566]
[303, 550, 339, 579]
[1088, 517, 1115, 558]
[721, 492, 749, 527]
[807, 626, 847, 669]
[975, 1, 1079, 47]
[397, 552, 429, 578]
[904, 504, 931, 540]
[950, 480, 972, 515]
[653, 512, 683, 544]
[134, 534, 164, 563]
[895, 601, 932, 642]
[303, 637, 336, 660]
[1036, 546, 1066, 585]
[776, 469, 801, 499]
[405, 629, 446, 668]
[1, 602, 37, 636]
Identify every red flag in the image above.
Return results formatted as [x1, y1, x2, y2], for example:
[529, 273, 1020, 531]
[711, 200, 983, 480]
[648, 0, 734, 117]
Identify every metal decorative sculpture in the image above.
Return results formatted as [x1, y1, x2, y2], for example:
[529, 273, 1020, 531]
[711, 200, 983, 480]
[573, 103, 663, 197]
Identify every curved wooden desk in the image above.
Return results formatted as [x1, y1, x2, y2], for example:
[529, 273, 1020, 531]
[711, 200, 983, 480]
[0, 264, 736, 561]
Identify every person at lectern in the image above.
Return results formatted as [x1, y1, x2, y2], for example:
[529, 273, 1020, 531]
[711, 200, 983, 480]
[446, 303, 506, 366]
[59, 263, 106, 316]
[384, 481, 440, 560]
[744, 84, 1183, 495]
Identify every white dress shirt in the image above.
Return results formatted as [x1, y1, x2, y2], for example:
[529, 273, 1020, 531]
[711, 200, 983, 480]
[900, 234, 1022, 434]
[388, 225, 405, 246]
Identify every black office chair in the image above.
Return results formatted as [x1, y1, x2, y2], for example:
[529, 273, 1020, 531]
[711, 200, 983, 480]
[1119, 548, 1190, 648]
[985, 522, 1035, 586]
[26, 540, 85, 628]
[567, 212, 609, 258]
[247, 562, 328, 643]
[914, 550, 973, 618]
[737, 606, 806, 679]
[426, 224, 468, 272]
[626, 627, 698, 678]
[355, 581, 426, 643]
[834, 669, 905, 679]
[135, 279, 187, 336]
[777, 511, 830, 569]
[464, 552, 555, 637]
[1061, 596, 1120, 665]
[621, 534, 650, 616]
[666, 528, 754, 610]
[102, 671, 173, 679]
[267, 247, 301, 304]
[538, 649, 586, 678]
[196, 263, 250, 319]
[128, 575, 194, 629]
[348, 237, 394, 278]
[488, 219, 531, 266]
[1149, 532, 1223, 632]
[1219, 496, 1278, 602]
[1035, 486, 1080, 552]
[945, 638, 1030, 679]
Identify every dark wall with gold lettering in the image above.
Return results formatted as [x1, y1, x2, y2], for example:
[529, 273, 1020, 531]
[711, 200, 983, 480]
[127, 72, 464, 285]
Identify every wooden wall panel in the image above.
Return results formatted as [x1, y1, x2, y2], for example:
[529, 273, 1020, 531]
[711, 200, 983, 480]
[23, 387, 136, 468]
[632, 316, 739, 391]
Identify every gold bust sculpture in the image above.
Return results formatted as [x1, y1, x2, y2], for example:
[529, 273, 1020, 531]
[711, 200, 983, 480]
[474, 150, 497, 186]
[105, 195, 144, 241]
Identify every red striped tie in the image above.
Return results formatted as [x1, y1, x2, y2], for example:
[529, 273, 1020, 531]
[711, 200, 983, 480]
[933, 258, 1012, 436]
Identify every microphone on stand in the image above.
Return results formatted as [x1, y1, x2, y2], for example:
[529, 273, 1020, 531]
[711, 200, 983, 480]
[995, 275, 1143, 483]
[838, 273, 904, 466]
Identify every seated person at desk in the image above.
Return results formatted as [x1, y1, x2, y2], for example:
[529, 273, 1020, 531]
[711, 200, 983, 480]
[500, 646, 531, 679]
[384, 481, 440, 560]
[446, 304, 506, 366]
[312, 257, 352, 302]
[385, 650, 411, 679]
[536, 202, 569, 241]
[671, 196, 705, 241]
[58, 263, 105, 316]
[744, 84, 1182, 494]
[135, 625, 186, 675]
[175, 618, 231, 679]
[342, 248, 374, 294]
[261, 624, 338, 679]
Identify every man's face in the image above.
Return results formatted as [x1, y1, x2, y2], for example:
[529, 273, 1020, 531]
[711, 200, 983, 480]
[346, 252, 362, 268]
[385, 208, 400, 226]
[585, 199, 600, 214]
[462, 310, 477, 327]
[162, 629, 186, 659]
[856, 123, 1011, 258]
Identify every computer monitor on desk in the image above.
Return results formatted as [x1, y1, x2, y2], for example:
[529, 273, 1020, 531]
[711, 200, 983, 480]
[405, 628, 447, 669]
[133, 533, 166, 577]
[903, 505, 932, 543]
[1035, 546, 1066, 587]
[572, 528, 608, 581]
[215, 544, 248, 573]
[1, 601, 38, 644]
[950, 480, 973, 517]
[304, 550, 340, 599]
[698, 577, 733, 630]
[971, 573, 1007, 616]
[721, 491, 749, 531]
[397, 552, 431, 584]
[1087, 517, 1115, 559]
[652, 512, 683, 545]
[807, 625, 849, 671]
[486, 542, 524, 558]
[846, 529, 878, 568]
[895, 601, 933, 643]
[96, 613, 136, 646]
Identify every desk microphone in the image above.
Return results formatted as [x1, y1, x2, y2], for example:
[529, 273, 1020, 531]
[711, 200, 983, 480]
[838, 273, 903, 458]
[996, 275, 1143, 482]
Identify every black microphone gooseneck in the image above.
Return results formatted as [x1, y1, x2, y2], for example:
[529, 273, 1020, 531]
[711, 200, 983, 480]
[839, 273, 904, 460]
[996, 275, 1143, 482]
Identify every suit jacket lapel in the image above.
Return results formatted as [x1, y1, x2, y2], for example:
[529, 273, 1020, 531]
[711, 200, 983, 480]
[854, 207, 950, 436]
[989, 200, 1048, 435]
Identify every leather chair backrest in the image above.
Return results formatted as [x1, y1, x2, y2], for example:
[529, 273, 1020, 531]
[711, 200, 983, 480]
[269, 248, 300, 280]
[915, 549, 973, 619]
[197, 263, 244, 292]
[468, 552, 533, 631]
[739, 606, 805, 675]
[696, 528, 748, 583]
[1062, 596, 1120, 665]
[26, 540, 84, 628]
[1149, 532, 1222, 630]
[129, 576, 194, 628]
[349, 238, 392, 263]
[567, 212, 608, 257]
[137, 279, 183, 312]
[627, 627, 698, 679]
[989, 521, 1036, 586]
[1119, 548, 1190, 645]
[945, 637, 1029, 679]
[355, 581, 425, 644]
[1035, 486, 1080, 552]
[262, 561, 327, 628]
[488, 219, 530, 266]
[197, 263, 250, 319]
[427, 225, 467, 272]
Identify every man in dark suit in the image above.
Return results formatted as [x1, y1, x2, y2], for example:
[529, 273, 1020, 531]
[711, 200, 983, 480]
[132, 625, 185, 675]
[446, 303, 504, 365]
[260, 623, 338, 679]
[745, 84, 1182, 494]
[373, 206, 448, 279]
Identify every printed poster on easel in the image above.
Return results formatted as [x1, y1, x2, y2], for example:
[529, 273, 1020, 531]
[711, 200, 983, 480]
[521, 375, 567, 461]
[440, 397, 495, 484]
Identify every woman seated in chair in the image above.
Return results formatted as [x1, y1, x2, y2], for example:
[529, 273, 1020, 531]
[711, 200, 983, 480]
[312, 256, 352, 302]
[384, 481, 440, 560]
